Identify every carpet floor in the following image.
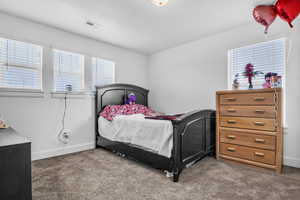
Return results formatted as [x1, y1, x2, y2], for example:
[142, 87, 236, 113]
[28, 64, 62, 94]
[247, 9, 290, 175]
[32, 149, 300, 200]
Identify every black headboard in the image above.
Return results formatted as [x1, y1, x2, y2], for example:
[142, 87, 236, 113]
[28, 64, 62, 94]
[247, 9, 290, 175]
[95, 83, 149, 115]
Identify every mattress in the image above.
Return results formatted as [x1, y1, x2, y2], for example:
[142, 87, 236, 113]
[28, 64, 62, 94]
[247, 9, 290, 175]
[98, 114, 173, 158]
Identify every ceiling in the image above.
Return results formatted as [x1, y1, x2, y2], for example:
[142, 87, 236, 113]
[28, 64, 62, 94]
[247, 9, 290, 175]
[0, 0, 275, 54]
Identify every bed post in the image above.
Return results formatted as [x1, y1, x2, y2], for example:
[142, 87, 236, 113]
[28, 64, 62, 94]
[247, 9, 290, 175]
[95, 88, 99, 148]
[172, 123, 182, 182]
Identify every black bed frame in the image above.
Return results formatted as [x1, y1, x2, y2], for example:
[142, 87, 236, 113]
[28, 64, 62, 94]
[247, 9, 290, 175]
[95, 84, 216, 182]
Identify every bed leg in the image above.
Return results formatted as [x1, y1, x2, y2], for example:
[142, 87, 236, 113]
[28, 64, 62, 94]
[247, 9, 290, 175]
[172, 168, 181, 182]
[173, 172, 179, 182]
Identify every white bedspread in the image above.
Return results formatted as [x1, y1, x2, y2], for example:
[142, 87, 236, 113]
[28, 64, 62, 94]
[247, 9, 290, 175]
[98, 114, 173, 158]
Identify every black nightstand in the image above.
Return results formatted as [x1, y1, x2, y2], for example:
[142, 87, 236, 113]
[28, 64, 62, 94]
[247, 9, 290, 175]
[0, 128, 32, 200]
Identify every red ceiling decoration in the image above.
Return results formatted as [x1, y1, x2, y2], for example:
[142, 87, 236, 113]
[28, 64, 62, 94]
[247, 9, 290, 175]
[253, 0, 300, 33]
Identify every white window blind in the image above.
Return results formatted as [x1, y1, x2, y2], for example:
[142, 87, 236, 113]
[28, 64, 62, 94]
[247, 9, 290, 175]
[0, 37, 42, 90]
[53, 50, 84, 92]
[92, 58, 115, 89]
[228, 38, 285, 89]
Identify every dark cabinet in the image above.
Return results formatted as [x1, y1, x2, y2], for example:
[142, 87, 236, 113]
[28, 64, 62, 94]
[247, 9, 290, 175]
[0, 128, 31, 200]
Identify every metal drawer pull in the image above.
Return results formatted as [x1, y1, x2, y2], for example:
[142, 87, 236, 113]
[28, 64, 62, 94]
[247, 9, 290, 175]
[227, 109, 236, 113]
[254, 97, 265, 101]
[255, 110, 265, 114]
[254, 122, 265, 126]
[227, 135, 236, 139]
[227, 120, 237, 124]
[227, 147, 236, 152]
[224, 97, 236, 101]
[255, 138, 266, 143]
[254, 152, 265, 157]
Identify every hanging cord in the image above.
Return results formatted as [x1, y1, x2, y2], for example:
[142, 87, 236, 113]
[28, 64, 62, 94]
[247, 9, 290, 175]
[62, 92, 67, 132]
[58, 92, 69, 144]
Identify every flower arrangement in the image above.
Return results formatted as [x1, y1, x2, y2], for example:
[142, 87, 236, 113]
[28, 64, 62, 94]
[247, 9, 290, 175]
[243, 63, 264, 89]
[233, 63, 264, 89]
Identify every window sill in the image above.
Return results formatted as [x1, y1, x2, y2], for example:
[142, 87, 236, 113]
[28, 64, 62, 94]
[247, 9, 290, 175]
[0, 88, 44, 98]
[51, 91, 94, 99]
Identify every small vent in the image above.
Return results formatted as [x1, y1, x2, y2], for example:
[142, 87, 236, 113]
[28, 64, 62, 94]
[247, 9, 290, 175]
[86, 21, 95, 26]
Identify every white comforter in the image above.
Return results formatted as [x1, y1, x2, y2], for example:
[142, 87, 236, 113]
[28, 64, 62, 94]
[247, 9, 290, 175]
[98, 114, 173, 158]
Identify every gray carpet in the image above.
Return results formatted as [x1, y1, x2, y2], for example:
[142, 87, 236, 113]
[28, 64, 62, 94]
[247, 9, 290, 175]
[32, 149, 300, 200]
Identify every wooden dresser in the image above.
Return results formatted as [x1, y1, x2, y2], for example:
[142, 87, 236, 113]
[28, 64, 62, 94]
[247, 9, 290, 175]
[216, 88, 283, 173]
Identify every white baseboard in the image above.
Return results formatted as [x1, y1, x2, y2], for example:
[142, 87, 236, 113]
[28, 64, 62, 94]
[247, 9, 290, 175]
[32, 142, 95, 161]
[284, 156, 300, 168]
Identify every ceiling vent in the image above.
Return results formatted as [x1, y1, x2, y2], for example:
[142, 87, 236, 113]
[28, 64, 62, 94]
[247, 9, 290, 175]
[86, 21, 101, 29]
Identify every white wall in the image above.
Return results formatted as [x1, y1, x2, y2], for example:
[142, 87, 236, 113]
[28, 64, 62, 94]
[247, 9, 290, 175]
[148, 20, 300, 168]
[0, 12, 148, 160]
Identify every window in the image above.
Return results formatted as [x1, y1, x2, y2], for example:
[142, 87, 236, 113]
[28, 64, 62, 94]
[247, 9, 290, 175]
[53, 50, 84, 92]
[92, 58, 115, 89]
[228, 38, 285, 89]
[0, 37, 43, 90]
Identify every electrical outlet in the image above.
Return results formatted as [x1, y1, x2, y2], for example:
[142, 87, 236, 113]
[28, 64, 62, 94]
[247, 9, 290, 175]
[58, 130, 71, 144]
[63, 130, 71, 135]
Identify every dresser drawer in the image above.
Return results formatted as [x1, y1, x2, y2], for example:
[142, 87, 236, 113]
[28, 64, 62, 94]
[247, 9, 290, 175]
[220, 105, 276, 118]
[220, 117, 276, 131]
[220, 128, 276, 150]
[220, 143, 275, 165]
[220, 93, 275, 105]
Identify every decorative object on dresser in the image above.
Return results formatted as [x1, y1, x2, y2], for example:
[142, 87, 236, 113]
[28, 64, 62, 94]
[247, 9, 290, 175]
[0, 128, 32, 200]
[232, 63, 264, 89]
[0, 114, 9, 129]
[216, 88, 282, 173]
[242, 63, 263, 89]
[0, 120, 9, 129]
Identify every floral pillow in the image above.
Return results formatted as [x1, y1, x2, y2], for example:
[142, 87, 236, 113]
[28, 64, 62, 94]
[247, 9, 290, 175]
[100, 104, 155, 121]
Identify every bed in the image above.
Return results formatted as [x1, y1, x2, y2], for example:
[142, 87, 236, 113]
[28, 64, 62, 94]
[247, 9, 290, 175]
[95, 83, 216, 182]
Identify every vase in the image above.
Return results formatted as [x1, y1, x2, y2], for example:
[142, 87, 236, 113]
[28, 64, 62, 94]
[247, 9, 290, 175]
[248, 77, 253, 89]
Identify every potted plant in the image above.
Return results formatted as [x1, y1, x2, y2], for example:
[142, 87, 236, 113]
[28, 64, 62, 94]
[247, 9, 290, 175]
[242, 63, 264, 89]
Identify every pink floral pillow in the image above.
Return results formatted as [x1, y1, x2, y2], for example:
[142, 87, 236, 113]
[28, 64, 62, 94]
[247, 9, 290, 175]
[100, 104, 155, 121]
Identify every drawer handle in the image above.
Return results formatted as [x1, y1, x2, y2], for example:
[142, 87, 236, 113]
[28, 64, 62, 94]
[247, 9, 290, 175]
[254, 97, 266, 101]
[255, 110, 265, 114]
[227, 135, 236, 139]
[227, 120, 237, 124]
[224, 97, 236, 101]
[254, 121, 265, 126]
[227, 109, 236, 113]
[254, 152, 265, 157]
[227, 147, 236, 152]
[255, 138, 266, 143]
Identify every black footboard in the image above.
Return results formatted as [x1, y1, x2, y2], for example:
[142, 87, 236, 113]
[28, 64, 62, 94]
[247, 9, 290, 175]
[96, 109, 216, 182]
[171, 109, 216, 182]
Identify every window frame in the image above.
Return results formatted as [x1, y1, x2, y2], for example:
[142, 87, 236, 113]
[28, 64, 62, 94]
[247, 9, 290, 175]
[0, 37, 43, 91]
[91, 57, 115, 90]
[227, 38, 286, 90]
[53, 49, 85, 93]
